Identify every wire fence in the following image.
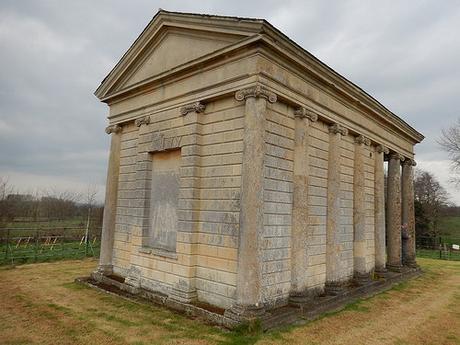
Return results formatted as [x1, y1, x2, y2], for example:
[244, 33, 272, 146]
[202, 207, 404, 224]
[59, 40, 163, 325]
[0, 226, 102, 265]
[416, 236, 460, 261]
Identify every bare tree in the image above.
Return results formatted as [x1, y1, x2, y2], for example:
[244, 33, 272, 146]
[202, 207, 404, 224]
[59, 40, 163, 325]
[439, 119, 460, 182]
[83, 184, 99, 250]
[0, 177, 14, 227]
[414, 169, 450, 236]
[40, 189, 81, 221]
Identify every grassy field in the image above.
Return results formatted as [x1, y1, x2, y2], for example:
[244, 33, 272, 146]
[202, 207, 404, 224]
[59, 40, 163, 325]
[0, 258, 459, 345]
[439, 216, 460, 238]
[0, 240, 100, 265]
[2, 217, 88, 230]
[0, 217, 102, 265]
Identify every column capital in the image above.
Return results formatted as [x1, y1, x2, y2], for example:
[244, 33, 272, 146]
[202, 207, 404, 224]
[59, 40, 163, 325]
[388, 152, 405, 162]
[402, 158, 417, 166]
[328, 123, 348, 136]
[180, 101, 206, 116]
[294, 107, 318, 122]
[355, 135, 371, 146]
[376, 144, 389, 154]
[105, 124, 122, 134]
[235, 85, 277, 103]
[135, 115, 150, 127]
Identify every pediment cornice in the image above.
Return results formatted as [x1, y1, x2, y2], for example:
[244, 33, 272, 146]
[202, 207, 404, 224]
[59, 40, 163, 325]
[96, 10, 424, 145]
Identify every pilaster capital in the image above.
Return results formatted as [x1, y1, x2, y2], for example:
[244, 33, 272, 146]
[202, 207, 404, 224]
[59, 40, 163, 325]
[235, 85, 277, 103]
[376, 144, 389, 154]
[135, 115, 150, 127]
[388, 152, 405, 162]
[105, 124, 122, 135]
[328, 123, 348, 136]
[355, 135, 371, 146]
[180, 101, 206, 116]
[294, 107, 318, 122]
[402, 158, 417, 166]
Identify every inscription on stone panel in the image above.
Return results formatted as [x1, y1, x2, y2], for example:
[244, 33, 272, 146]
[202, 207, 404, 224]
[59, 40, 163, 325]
[150, 132, 183, 152]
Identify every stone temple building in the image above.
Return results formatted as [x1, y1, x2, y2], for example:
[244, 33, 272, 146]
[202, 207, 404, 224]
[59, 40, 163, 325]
[93, 10, 424, 323]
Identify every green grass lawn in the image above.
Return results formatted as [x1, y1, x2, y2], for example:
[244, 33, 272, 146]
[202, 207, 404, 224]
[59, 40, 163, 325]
[438, 216, 460, 237]
[0, 240, 100, 266]
[1, 258, 460, 345]
[3, 217, 87, 229]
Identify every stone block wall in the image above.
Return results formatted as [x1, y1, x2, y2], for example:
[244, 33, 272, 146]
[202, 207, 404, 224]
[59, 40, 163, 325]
[110, 94, 380, 309]
[262, 102, 294, 307]
[339, 134, 355, 280]
[113, 122, 139, 272]
[192, 98, 244, 308]
[364, 144, 376, 272]
[306, 120, 330, 290]
[110, 97, 244, 309]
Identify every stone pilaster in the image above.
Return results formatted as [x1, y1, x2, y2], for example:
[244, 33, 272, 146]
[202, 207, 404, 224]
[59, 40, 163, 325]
[374, 144, 388, 273]
[290, 107, 318, 303]
[387, 152, 404, 271]
[325, 123, 348, 293]
[168, 101, 207, 303]
[353, 135, 371, 282]
[96, 124, 122, 275]
[226, 85, 277, 320]
[402, 158, 417, 268]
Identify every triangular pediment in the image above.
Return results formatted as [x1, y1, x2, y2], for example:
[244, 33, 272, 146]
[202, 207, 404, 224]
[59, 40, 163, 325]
[115, 28, 242, 91]
[96, 10, 265, 101]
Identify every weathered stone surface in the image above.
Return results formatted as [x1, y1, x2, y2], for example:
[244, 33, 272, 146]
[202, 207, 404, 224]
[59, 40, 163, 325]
[290, 107, 316, 300]
[96, 126, 122, 275]
[326, 123, 348, 290]
[94, 10, 424, 324]
[374, 145, 388, 272]
[402, 158, 417, 267]
[387, 153, 404, 271]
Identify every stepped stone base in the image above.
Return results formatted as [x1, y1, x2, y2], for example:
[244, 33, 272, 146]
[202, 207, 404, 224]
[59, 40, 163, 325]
[77, 267, 421, 331]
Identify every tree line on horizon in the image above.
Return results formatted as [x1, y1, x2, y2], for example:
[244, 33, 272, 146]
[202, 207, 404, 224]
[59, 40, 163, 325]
[0, 178, 103, 229]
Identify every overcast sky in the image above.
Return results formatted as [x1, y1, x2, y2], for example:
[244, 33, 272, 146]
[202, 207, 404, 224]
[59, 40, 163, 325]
[1, 0, 459, 203]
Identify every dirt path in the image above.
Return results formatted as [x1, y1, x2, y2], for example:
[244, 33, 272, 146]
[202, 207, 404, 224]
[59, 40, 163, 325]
[0, 258, 459, 345]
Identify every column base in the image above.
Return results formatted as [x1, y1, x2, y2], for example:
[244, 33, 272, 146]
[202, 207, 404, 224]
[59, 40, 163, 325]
[224, 303, 266, 322]
[91, 264, 113, 282]
[387, 264, 403, 273]
[288, 287, 323, 306]
[403, 258, 418, 269]
[95, 264, 113, 276]
[353, 272, 372, 285]
[325, 281, 348, 296]
[374, 267, 388, 279]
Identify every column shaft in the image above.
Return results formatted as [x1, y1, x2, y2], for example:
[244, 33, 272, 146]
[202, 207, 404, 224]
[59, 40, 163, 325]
[326, 124, 348, 290]
[290, 108, 317, 299]
[402, 159, 417, 267]
[374, 145, 387, 272]
[98, 125, 122, 274]
[353, 136, 370, 280]
[387, 153, 403, 271]
[230, 86, 276, 317]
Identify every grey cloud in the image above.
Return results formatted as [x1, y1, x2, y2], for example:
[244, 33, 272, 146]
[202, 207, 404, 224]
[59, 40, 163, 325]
[0, 0, 459, 202]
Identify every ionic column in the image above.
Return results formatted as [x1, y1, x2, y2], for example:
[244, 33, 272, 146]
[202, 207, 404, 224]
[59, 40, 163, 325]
[326, 123, 348, 293]
[387, 152, 404, 271]
[290, 107, 318, 302]
[374, 145, 388, 273]
[353, 135, 371, 282]
[227, 85, 277, 319]
[96, 124, 122, 275]
[402, 158, 417, 268]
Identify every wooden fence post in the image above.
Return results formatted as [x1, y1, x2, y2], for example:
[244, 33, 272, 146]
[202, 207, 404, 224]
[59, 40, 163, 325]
[5, 228, 10, 262]
[34, 229, 39, 262]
